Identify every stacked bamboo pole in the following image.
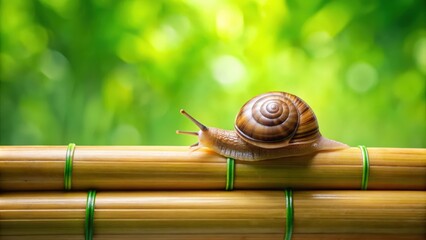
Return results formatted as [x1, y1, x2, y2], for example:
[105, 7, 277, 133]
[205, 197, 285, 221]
[1, 191, 425, 239]
[0, 145, 425, 239]
[0, 146, 425, 190]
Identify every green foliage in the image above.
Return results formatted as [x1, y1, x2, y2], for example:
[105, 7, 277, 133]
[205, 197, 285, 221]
[1, 0, 425, 147]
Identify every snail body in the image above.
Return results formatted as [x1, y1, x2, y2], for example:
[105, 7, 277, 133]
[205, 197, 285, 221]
[177, 92, 348, 161]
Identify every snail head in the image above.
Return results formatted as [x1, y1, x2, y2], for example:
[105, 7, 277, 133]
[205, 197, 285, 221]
[176, 109, 210, 150]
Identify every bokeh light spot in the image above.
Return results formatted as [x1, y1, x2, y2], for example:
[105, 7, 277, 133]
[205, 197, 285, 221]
[12, 123, 42, 145]
[0, 1, 31, 32]
[103, 67, 135, 111]
[109, 124, 141, 145]
[39, 50, 69, 80]
[211, 55, 246, 87]
[119, 1, 160, 28]
[167, 15, 192, 39]
[303, 2, 351, 37]
[216, 5, 244, 40]
[117, 34, 141, 63]
[304, 31, 335, 58]
[19, 25, 48, 56]
[149, 24, 180, 52]
[413, 36, 426, 74]
[346, 62, 378, 93]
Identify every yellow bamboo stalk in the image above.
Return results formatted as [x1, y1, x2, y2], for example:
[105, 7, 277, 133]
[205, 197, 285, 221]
[1, 235, 424, 240]
[0, 146, 425, 190]
[0, 191, 424, 239]
[0, 234, 286, 240]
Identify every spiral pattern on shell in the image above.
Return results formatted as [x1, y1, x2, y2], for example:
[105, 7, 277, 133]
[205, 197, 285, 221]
[234, 92, 320, 149]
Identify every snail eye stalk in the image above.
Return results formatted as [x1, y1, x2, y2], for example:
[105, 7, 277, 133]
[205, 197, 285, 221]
[176, 130, 199, 136]
[179, 109, 208, 131]
[177, 110, 205, 151]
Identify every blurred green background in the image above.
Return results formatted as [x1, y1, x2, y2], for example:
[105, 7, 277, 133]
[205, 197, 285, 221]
[0, 0, 425, 148]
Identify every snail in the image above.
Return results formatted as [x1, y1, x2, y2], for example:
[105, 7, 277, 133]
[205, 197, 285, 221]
[177, 91, 348, 161]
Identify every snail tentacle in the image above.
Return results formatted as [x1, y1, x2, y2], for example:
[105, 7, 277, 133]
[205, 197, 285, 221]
[179, 109, 208, 131]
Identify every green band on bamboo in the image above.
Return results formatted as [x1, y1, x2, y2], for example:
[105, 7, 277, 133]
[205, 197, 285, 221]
[64, 143, 76, 190]
[85, 190, 97, 240]
[359, 145, 370, 190]
[226, 158, 235, 191]
[284, 189, 293, 240]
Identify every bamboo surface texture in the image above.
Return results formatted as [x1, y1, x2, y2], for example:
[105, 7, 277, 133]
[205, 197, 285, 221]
[0, 146, 425, 190]
[0, 191, 425, 240]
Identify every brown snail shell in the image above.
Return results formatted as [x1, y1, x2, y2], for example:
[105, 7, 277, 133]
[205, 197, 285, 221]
[177, 91, 348, 161]
[235, 92, 319, 149]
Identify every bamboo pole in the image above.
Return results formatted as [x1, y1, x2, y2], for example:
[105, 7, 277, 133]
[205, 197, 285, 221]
[0, 191, 425, 239]
[0, 146, 425, 190]
[2, 235, 424, 240]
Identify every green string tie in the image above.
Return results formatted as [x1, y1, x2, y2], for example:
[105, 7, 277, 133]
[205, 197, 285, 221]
[64, 143, 76, 190]
[359, 145, 370, 190]
[85, 190, 97, 240]
[284, 189, 294, 240]
[225, 158, 235, 191]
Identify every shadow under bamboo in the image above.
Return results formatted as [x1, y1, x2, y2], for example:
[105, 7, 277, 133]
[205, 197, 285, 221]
[0, 146, 425, 190]
[0, 191, 425, 239]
